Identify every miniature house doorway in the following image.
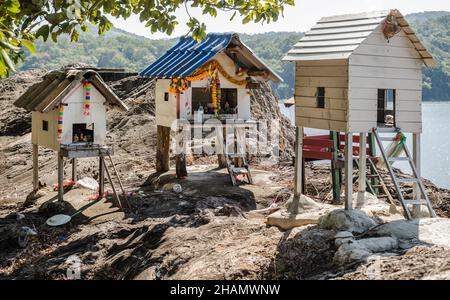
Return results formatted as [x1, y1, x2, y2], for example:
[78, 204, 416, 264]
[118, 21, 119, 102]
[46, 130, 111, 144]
[377, 89, 396, 127]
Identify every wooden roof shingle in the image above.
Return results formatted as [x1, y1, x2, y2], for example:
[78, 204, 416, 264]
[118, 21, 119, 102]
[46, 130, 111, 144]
[284, 9, 435, 67]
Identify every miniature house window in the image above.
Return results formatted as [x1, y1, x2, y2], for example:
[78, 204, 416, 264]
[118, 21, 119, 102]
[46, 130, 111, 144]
[42, 120, 48, 131]
[220, 88, 238, 114]
[164, 92, 169, 102]
[317, 87, 325, 109]
[377, 89, 396, 126]
[73, 123, 94, 143]
[192, 88, 213, 114]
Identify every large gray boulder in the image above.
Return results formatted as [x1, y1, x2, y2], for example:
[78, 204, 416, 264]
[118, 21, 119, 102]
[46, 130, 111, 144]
[333, 237, 399, 265]
[357, 237, 398, 252]
[319, 209, 378, 234]
[333, 240, 372, 265]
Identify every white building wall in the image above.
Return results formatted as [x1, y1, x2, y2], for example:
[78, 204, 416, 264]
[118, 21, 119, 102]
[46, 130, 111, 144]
[155, 79, 178, 127]
[348, 28, 423, 133]
[32, 109, 59, 150]
[32, 82, 108, 150]
[294, 59, 349, 132]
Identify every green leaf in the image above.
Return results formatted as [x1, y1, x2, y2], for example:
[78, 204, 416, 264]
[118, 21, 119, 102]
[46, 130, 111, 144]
[35, 25, 50, 42]
[21, 39, 36, 54]
[51, 32, 58, 43]
[6, 0, 21, 13]
[1, 49, 16, 72]
[0, 40, 21, 51]
[242, 14, 252, 24]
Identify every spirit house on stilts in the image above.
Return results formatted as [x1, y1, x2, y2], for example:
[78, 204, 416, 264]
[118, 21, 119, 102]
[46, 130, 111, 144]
[140, 33, 281, 182]
[284, 9, 436, 219]
[14, 68, 128, 204]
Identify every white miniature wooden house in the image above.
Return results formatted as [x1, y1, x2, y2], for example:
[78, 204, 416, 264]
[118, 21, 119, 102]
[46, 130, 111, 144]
[140, 33, 282, 128]
[15, 69, 127, 151]
[14, 68, 128, 200]
[284, 10, 436, 217]
[284, 9, 434, 133]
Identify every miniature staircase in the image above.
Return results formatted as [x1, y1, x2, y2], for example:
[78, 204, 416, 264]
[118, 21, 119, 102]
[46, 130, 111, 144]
[354, 156, 398, 210]
[373, 128, 436, 219]
[223, 127, 253, 186]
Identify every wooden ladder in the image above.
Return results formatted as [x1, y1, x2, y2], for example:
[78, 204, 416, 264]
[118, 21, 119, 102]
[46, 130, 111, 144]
[373, 128, 436, 219]
[354, 156, 399, 211]
[101, 153, 130, 210]
[224, 126, 253, 186]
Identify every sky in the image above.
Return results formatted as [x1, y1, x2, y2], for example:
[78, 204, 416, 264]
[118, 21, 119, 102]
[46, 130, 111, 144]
[111, 0, 450, 39]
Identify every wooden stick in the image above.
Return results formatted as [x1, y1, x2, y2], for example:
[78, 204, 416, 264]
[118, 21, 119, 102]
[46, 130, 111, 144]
[102, 157, 123, 210]
[107, 153, 130, 208]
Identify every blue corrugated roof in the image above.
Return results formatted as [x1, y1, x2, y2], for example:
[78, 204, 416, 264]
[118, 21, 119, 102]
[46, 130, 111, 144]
[139, 33, 233, 78]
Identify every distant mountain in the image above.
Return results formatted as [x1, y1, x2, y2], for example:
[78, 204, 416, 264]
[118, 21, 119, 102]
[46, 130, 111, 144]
[406, 11, 450, 23]
[16, 11, 450, 100]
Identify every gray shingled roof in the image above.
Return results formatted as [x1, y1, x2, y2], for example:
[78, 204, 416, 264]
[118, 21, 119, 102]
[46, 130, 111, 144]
[14, 69, 128, 112]
[283, 9, 435, 67]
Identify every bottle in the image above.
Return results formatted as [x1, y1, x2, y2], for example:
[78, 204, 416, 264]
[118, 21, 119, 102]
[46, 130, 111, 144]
[197, 104, 204, 123]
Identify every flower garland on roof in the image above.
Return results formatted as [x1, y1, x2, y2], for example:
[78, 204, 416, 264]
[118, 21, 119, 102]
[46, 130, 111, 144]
[168, 60, 248, 94]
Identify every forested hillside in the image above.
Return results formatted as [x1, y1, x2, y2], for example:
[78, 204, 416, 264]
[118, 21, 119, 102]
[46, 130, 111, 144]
[16, 12, 450, 100]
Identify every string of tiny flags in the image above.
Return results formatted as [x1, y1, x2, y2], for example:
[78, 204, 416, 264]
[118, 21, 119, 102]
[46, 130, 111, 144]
[84, 82, 91, 116]
[57, 104, 64, 140]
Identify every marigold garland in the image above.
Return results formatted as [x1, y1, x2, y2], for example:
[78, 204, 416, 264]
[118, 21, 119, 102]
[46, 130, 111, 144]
[168, 60, 247, 94]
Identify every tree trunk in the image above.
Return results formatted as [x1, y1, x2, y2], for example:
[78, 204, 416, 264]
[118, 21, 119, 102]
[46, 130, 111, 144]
[156, 125, 171, 172]
[176, 154, 188, 178]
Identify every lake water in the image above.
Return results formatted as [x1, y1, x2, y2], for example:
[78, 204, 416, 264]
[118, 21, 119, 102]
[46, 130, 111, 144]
[279, 102, 450, 189]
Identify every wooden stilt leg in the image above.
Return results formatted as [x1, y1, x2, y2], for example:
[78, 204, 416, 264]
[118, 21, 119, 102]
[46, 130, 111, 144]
[58, 151, 64, 201]
[156, 125, 170, 172]
[71, 158, 77, 182]
[357, 132, 367, 207]
[99, 156, 105, 197]
[367, 132, 379, 194]
[330, 131, 341, 204]
[175, 154, 187, 178]
[33, 144, 39, 191]
[345, 132, 353, 210]
[412, 133, 421, 216]
[217, 126, 227, 168]
[292, 126, 304, 212]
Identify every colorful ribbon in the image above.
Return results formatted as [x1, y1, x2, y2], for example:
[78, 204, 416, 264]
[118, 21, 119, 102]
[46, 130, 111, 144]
[84, 82, 91, 116]
[57, 104, 64, 140]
